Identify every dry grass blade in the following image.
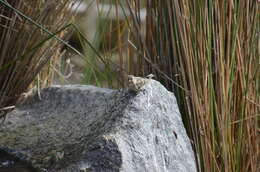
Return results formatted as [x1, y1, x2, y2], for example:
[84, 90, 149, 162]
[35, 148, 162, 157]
[0, 0, 78, 117]
[117, 0, 259, 171]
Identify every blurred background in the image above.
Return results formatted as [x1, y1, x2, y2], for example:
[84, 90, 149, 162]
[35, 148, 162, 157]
[57, 0, 148, 87]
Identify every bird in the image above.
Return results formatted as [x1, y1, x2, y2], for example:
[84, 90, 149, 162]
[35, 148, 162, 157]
[127, 74, 154, 92]
[146, 74, 155, 79]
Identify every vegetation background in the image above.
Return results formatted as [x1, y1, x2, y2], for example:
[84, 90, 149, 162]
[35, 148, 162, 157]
[0, 0, 259, 172]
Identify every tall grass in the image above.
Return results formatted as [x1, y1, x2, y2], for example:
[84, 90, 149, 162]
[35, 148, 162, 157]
[117, 0, 259, 171]
[1, 0, 257, 170]
[73, 0, 147, 87]
[0, 0, 76, 117]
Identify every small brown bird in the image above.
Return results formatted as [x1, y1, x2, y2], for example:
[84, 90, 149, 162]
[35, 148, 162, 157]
[128, 74, 154, 92]
[146, 74, 155, 79]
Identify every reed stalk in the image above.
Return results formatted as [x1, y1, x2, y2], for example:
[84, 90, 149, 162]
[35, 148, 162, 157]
[0, 0, 76, 116]
[119, 0, 259, 171]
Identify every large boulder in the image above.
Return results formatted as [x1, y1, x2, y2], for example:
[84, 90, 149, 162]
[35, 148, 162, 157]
[0, 80, 197, 172]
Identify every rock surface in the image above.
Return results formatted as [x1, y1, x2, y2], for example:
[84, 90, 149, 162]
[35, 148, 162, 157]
[0, 80, 197, 172]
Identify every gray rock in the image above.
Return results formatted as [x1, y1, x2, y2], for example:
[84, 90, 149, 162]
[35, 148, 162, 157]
[0, 80, 197, 172]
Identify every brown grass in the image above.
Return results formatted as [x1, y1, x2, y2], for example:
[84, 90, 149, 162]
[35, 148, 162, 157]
[114, 0, 259, 171]
[0, 0, 76, 117]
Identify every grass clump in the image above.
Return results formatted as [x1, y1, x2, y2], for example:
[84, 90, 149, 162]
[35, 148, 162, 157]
[116, 0, 259, 171]
[0, 0, 76, 117]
